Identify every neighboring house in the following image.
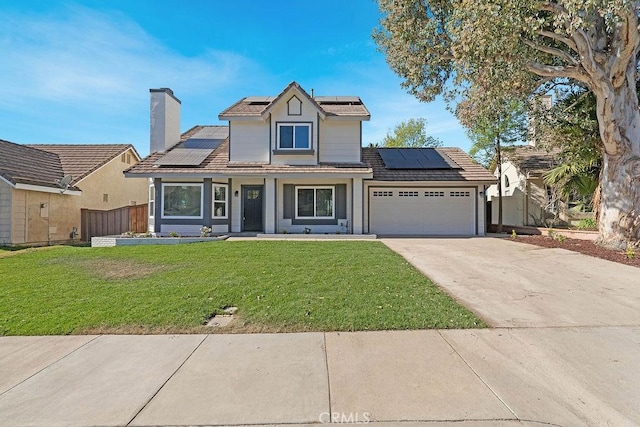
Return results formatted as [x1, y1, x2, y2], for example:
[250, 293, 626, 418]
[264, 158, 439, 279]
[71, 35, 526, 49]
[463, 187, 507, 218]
[0, 140, 147, 245]
[125, 82, 495, 236]
[486, 145, 560, 226]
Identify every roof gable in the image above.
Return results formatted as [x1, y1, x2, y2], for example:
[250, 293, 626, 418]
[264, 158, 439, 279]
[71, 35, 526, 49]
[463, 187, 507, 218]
[218, 82, 370, 120]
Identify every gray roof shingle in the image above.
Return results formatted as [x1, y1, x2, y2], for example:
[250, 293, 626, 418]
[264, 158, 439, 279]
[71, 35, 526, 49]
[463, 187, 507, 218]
[505, 146, 560, 175]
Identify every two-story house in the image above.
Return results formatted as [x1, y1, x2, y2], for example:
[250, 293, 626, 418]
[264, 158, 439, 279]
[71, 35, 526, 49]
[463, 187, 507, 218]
[126, 82, 495, 236]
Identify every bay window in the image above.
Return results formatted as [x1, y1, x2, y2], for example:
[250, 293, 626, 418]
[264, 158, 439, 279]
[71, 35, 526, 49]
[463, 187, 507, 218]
[162, 184, 203, 219]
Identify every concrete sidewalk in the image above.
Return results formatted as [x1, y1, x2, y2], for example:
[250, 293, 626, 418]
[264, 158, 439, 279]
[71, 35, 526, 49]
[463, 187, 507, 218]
[1, 329, 638, 426]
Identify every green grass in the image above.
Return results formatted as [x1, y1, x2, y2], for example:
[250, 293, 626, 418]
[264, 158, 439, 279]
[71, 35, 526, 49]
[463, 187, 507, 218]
[0, 241, 485, 335]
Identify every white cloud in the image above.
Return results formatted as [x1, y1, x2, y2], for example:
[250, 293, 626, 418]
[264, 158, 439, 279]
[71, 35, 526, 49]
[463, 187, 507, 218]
[0, 5, 259, 111]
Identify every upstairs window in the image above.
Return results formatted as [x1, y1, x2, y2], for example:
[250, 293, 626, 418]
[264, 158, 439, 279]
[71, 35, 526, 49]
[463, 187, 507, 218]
[277, 123, 311, 150]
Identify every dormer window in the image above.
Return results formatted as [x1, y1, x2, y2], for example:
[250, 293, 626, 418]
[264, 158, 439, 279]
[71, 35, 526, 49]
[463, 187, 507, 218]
[287, 96, 302, 115]
[277, 123, 311, 150]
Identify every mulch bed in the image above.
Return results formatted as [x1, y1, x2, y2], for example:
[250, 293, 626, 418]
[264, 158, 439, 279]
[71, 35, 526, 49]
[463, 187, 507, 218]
[512, 235, 640, 268]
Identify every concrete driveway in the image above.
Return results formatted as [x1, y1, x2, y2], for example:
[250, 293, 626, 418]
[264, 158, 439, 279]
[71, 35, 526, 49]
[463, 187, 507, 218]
[383, 237, 640, 328]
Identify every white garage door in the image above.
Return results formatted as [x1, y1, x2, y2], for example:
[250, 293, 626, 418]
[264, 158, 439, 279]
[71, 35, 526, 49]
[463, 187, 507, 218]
[369, 187, 476, 235]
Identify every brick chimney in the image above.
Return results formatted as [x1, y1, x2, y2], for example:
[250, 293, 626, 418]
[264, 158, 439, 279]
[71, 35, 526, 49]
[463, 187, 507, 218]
[150, 88, 181, 153]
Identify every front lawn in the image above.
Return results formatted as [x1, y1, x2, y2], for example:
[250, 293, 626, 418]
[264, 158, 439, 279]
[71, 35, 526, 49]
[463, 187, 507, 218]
[0, 241, 485, 335]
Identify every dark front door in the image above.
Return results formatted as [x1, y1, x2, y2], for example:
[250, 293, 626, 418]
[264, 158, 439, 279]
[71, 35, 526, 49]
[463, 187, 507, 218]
[242, 186, 264, 231]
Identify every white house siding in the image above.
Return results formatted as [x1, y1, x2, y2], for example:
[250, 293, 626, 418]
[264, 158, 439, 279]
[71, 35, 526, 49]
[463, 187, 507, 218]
[269, 91, 319, 166]
[0, 180, 12, 244]
[487, 160, 551, 226]
[229, 121, 270, 163]
[319, 121, 361, 163]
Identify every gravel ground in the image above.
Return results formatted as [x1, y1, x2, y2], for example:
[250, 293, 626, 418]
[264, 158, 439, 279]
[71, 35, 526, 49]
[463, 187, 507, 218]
[513, 235, 640, 268]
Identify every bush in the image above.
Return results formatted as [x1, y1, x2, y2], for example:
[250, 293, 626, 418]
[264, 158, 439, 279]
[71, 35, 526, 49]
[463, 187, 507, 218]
[577, 218, 597, 230]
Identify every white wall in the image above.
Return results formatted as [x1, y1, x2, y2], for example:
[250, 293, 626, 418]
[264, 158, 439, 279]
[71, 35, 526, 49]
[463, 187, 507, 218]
[229, 121, 270, 163]
[319, 121, 361, 163]
[150, 89, 181, 154]
[486, 161, 525, 198]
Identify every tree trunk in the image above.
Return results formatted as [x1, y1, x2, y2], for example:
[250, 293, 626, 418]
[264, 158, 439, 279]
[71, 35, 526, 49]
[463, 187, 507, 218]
[496, 135, 503, 233]
[594, 69, 640, 250]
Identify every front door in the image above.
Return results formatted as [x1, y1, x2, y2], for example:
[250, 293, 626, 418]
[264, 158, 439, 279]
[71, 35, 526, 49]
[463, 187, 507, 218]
[242, 186, 263, 231]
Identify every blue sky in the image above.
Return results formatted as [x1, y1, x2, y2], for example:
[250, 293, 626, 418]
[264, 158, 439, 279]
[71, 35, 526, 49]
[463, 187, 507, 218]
[0, 0, 472, 157]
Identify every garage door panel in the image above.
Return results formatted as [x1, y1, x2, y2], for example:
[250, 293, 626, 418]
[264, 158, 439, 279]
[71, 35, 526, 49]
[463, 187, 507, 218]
[370, 188, 475, 235]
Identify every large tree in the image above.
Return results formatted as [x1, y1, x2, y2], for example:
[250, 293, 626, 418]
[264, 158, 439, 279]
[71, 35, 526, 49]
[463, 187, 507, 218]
[374, 0, 640, 249]
[382, 117, 443, 147]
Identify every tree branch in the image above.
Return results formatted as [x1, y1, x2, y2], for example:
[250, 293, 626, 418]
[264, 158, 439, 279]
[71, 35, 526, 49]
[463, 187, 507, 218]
[537, 1, 568, 15]
[526, 62, 591, 84]
[536, 30, 578, 53]
[522, 38, 579, 65]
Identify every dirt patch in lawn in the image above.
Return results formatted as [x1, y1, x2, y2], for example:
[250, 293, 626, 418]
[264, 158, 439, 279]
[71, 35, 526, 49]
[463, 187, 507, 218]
[514, 235, 640, 268]
[45, 257, 168, 280]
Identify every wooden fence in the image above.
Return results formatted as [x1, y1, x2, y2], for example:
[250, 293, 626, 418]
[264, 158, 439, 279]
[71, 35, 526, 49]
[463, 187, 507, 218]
[81, 204, 148, 241]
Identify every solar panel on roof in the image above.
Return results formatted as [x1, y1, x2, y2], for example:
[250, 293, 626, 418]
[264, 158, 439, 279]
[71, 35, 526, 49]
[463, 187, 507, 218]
[182, 139, 223, 149]
[378, 148, 460, 170]
[181, 127, 228, 149]
[154, 149, 213, 166]
[191, 127, 229, 139]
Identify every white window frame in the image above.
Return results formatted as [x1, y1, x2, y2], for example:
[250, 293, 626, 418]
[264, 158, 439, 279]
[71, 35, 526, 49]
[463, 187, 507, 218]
[295, 186, 335, 219]
[161, 183, 204, 219]
[149, 184, 155, 218]
[212, 183, 228, 219]
[277, 122, 311, 150]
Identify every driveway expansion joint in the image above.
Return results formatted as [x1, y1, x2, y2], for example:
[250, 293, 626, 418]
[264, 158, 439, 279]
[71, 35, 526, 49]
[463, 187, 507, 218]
[126, 334, 208, 427]
[436, 330, 519, 422]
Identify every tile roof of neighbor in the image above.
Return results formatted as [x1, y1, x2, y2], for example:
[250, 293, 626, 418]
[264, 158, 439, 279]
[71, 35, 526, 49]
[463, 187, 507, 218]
[362, 147, 497, 182]
[506, 146, 561, 175]
[0, 139, 137, 191]
[127, 125, 495, 182]
[219, 81, 370, 119]
[0, 139, 67, 189]
[26, 144, 136, 184]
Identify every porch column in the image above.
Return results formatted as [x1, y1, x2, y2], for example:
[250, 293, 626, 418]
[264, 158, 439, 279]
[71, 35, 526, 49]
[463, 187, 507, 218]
[352, 177, 363, 234]
[264, 178, 276, 233]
